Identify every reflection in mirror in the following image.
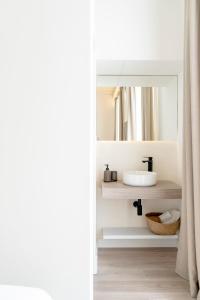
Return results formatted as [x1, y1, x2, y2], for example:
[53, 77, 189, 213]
[97, 80, 178, 141]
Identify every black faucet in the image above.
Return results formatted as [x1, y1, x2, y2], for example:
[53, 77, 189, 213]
[142, 157, 153, 172]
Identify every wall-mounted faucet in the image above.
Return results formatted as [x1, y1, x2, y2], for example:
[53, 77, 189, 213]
[133, 199, 142, 216]
[142, 157, 153, 172]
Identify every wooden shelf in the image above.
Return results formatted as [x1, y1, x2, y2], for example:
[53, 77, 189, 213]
[102, 180, 182, 200]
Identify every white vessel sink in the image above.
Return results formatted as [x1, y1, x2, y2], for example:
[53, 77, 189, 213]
[123, 171, 157, 187]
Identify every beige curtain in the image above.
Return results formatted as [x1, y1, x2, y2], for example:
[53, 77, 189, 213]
[115, 87, 136, 141]
[141, 87, 159, 141]
[127, 87, 136, 140]
[176, 1, 200, 298]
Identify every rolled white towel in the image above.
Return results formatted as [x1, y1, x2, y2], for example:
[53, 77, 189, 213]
[159, 211, 172, 223]
[159, 209, 180, 224]
[163, 209, 181, 224]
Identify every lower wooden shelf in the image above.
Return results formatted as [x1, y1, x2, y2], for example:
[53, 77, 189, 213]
[97, 227, 178, 248]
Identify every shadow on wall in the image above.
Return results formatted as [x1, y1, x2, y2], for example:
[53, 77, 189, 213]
[0, 285, 53, 300]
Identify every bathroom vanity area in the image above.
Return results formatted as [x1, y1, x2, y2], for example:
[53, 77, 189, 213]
[96, 67, 182, 250]
[93, 3, 187, 298]
[100, 180, 181, 247]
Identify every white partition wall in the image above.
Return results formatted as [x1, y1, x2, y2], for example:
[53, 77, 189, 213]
[0, 1, 93, 300]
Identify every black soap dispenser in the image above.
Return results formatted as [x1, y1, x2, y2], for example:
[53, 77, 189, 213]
[104, 164, 112, 182]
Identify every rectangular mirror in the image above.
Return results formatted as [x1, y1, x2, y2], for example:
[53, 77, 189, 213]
[96, 76, 178, 141]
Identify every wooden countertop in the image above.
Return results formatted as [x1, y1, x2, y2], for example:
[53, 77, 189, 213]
[102, 180, 182, 200]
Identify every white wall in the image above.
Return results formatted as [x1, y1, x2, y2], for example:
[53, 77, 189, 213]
[0, 1, 92, 300]
[95, 0, 184, 61]
[96, 142, 180, 241]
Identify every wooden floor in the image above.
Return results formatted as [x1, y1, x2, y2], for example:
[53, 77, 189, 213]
[94, 248, 193, 300]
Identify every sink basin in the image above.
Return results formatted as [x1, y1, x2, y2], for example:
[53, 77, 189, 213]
[123, 171, 157, 187]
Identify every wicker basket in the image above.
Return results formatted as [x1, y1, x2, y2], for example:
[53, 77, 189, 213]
[145, 212, 180, 235]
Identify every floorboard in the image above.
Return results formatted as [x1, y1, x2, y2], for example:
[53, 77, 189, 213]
[94, 248, 193, 300]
